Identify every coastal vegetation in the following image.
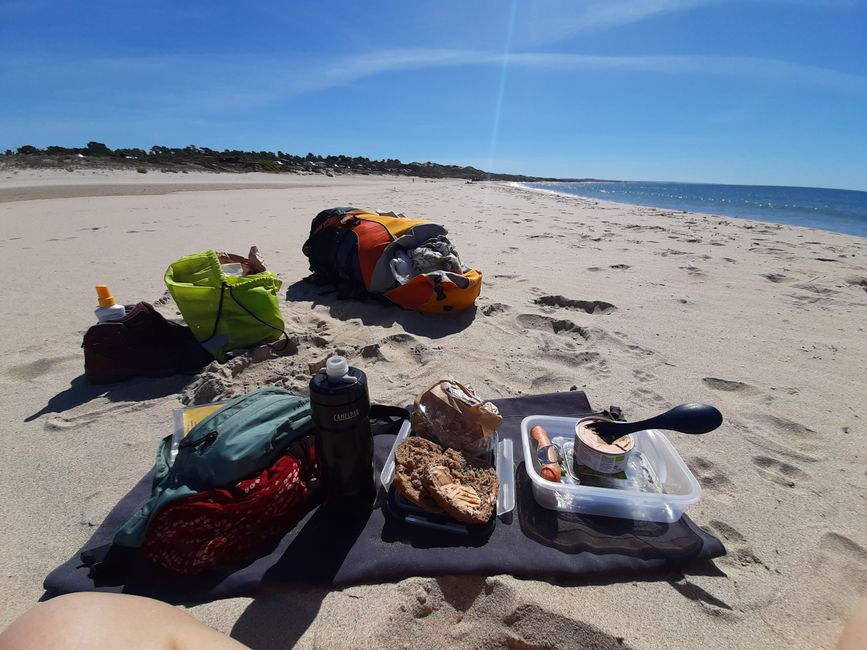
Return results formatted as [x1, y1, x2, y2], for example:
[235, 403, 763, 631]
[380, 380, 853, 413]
[2, 142, 591, 182]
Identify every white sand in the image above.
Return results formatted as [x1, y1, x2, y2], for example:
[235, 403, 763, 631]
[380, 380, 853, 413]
[0, 169, 865, 649]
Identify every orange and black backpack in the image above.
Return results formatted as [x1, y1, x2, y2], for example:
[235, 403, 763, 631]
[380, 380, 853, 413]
[302, 207, 482, 313]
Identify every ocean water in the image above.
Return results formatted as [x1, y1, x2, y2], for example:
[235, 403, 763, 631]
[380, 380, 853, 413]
[523, 181, 867, 238]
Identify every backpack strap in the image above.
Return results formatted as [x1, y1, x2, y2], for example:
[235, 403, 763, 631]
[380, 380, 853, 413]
[200, 281, 291, 355]
[369, 404, 409, 436]
[225, 283, 291, 353]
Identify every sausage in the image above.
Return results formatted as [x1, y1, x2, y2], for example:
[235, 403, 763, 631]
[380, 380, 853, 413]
[530, 425, 561, 482]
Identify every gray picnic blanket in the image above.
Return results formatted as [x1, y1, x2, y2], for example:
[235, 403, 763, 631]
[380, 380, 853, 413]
[43, 390, 724, 603]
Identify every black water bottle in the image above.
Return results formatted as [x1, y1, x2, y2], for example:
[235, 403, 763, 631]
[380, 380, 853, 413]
[309, 356, 375, 511]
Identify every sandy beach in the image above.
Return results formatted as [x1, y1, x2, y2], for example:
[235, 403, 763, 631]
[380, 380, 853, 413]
[0, 168, 865, 649]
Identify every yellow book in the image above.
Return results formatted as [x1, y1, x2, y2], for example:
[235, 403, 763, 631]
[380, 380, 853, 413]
[167, 402, 227, 465]
[173, 402, 226, 438]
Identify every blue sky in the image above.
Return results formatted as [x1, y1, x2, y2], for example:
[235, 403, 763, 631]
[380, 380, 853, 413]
[2, 0, 866, 190]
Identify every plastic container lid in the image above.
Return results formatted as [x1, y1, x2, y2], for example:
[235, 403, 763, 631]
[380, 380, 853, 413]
[379, 420, 515, 530]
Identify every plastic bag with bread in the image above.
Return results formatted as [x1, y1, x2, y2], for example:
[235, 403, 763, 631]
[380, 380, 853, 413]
[410, 378, 502, 454]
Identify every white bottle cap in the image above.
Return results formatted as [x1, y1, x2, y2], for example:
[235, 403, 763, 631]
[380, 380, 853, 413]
[325, 356, 349, 379]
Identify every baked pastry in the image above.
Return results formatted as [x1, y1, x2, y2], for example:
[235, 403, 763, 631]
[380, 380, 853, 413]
[423, 457, 499, 525]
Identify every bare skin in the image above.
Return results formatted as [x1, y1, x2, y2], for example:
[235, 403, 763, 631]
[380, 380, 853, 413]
[0, 593, 249, 650]
[837, 596, 867, 650]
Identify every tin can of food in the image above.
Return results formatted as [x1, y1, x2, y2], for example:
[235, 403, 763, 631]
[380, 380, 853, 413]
[574, 417, 635, 474]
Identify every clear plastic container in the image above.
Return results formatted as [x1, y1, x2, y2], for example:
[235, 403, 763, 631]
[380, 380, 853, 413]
[380, 420, 515, 532]
[520, 415, 701, 523]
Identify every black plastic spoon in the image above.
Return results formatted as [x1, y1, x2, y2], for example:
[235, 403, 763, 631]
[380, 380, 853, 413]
[586, 403, 723, 444]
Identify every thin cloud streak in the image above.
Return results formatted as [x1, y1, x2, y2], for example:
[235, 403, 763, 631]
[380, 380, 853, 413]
[3, 48, 865, 121]
[520, 0, 848, 45]
[314, 49, 867, 96]
[524, 0, 722, 44]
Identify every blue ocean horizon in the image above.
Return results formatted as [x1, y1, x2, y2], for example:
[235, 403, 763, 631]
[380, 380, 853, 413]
[523, 181, 867, 238]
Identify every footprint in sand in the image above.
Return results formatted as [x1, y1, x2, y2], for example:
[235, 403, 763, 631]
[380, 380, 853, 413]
[820, 532, 867, 562]
[753, 413, 816, 440]
[529, 371, 579, 391]
[686, 457, 736, 500]
[708, 521, 767, 572]
[533, 295, 617, 314]
[487, 274, 527, 286]
[538, 348, 610, 379]
[629, 386, 669, 409]
[844, 276, 867, 292]
[632, 369, 656, 382]
[624, 342, 657, 358]
[795, 282, 841, 296]
[702, 377, 756, 394]
[787, 292, 836, 307]
[515, 313, 597, 340]
[708, 520, 746, 543]
[762, 273, 788, 283]
[481, 302, 510, 316]
[375, 333, 435, 368]
[730, 418, 820, 465]
[679, 266, 706, 278]
[751, 455, 811, 488]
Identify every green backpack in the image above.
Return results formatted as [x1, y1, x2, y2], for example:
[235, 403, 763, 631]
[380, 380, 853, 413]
[165, 250, 286, 362]
[113, 387, 313, 548]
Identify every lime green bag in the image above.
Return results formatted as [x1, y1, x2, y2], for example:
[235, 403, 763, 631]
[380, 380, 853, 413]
[165, 250, 286, 362]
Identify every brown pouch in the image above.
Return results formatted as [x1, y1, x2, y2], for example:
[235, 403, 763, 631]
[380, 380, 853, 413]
[217, 246, 267, 275]
[410, 377, 503, 454]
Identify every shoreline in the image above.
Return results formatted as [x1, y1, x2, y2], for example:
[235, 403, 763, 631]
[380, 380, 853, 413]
[514, 180, 867, 239]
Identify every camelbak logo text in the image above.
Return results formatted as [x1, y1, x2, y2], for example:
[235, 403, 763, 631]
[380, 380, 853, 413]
[334, 409, 359, 422]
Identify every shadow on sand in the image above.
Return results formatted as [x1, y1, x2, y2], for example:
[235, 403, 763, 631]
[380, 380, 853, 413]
[230, 586, 330, 648]
[25, 373, 198, 422]
[285, 280, 477, 339]
[230, 504, 371, 648]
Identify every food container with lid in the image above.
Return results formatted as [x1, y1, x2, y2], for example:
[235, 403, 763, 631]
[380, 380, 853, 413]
[379, 420, 515, 535]
[521, 415, 702, 523]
